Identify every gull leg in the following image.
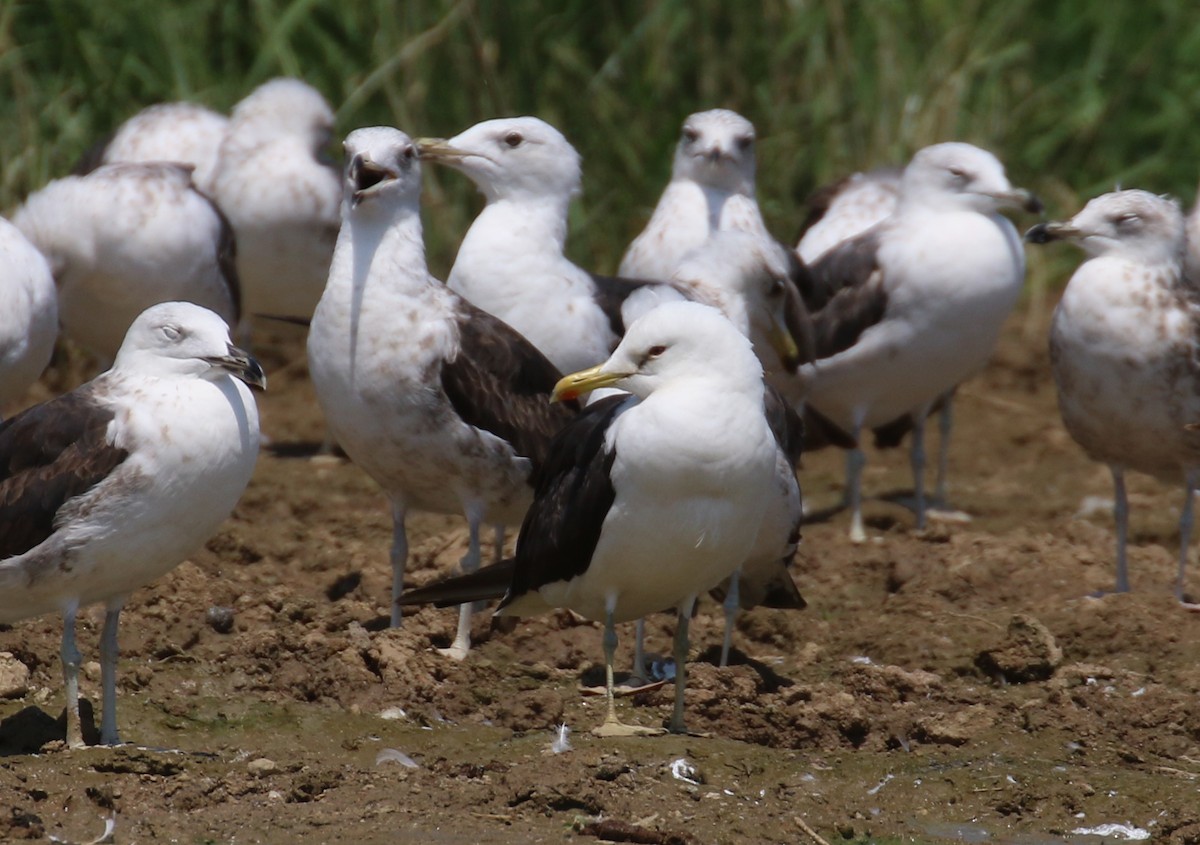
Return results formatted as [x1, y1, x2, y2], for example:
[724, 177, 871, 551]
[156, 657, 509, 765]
[99, 600, 125, 746]
[719, 571, 741, 667]
[1111, 466, 1130, 594]
[61, 602, 84, 749]
[492, 525, 505, 563]
[935, 395, 953, 507]
[389, 501, 408, 628]
[1177, 471, 1199, 606]
[847, 413, 867, 542]
[669, 596, 696, 735]
[631, 618, 648, 685]
[910, 406, 929, 531]
[440, 503, 482, 661]
[593, 600, 664, 737]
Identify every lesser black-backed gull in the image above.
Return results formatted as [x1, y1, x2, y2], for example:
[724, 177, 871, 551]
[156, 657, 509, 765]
[0, 301, 263, 747]
[0, 218, 57, 417]
[13, 162, 240, 363]
[418, 116, 665, 374]
[74, 101, 229, 193]
[210, 78, 341, 322]
[799, 142, 1035, 541]
[1028, 190, 1200, 606]
[308, 126, 575, 656]
[401, 301, 780, 735]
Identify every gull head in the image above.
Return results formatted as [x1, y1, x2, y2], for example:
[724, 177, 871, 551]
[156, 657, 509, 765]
[417, 116, 581, 204]
[1026, 190, 1184, 265]
[901, 142, 1040, 215]
[114, 301, 266, 389]
[230, 77, 335, 153]
[553, 301, 763, 402]
[342, 127, 421, 211]
[672, 232, 802, 371]
[672, 109, 757, 193]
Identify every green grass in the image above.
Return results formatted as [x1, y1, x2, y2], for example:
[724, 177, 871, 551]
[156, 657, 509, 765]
[5, 0, 1200, 287]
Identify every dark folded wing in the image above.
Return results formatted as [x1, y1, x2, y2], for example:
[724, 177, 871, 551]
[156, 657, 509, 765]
[500, 394, 631, 607]
[441, 302, 578, 475]
[587, 273, 655, 337]
[0, 386, 129, 560]
[808, 231, 889, 358]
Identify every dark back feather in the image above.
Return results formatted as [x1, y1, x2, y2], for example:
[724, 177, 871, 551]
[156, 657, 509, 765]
[70, 133, 115, 177]
[808, 231, 889, 358]
[499, 394, 630, 607]
[0, 386, 128, 560]
[441, 302, 578, 475]
[195, 188, 243, 322]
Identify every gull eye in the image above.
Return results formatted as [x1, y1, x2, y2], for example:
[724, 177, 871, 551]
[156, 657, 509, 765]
[736, 134, 754, 151]
[948, 166, 968, 180]
[161, 325, 182, 342]
[647, 345, 667, 358]
[1115, 212, 1141, 227]
[768, 277, 785, 298]
[682, 127, 699, 144]
[402, 144, 415, 161]
[504, 131, 523, 148]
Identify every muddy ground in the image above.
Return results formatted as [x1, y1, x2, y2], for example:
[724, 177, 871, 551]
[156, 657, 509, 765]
[2, 310, 1199, 845]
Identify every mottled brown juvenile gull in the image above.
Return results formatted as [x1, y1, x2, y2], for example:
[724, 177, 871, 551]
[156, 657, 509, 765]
[1028, 190, 1200, 606]
[0, 302, 263, 747]
[0, 217, 57, 417]
[795, 167, 901, 265]
[13, 162, 239, 363]
[401, 302, 780, 736]
[308, 127, 575, 656]
[210, 78, 341, 321]
[75, 101, 229, 192]
[799, 142, 1035, 541]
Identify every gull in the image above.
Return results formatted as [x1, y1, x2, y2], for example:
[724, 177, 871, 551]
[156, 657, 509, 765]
[401, 301, 780, 736]
[0, 301, 263, 747]
[74, 101, 229, 193]
[795, 167, 902, 265]
[307, 126, 575, 657]
[418, 116, 669, 374]
[210, 78, 341, 321]
[799, 142, 1035, 541]
[0, 217, 57, 417]
[1028, 189, 1200, 606]
[13, 162, 240, 363]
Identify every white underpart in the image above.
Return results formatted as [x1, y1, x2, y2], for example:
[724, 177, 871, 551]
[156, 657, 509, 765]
[211, 78, 341, 319]
[14, 163, 237, 361]
[796, 169, 901, 264]
[99, 102, 229, 193]
[448, 197, 615, 374]
[0, 217, 57, 413]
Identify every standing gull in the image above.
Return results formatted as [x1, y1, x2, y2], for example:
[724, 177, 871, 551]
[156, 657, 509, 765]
[73, 101, 229, 193]
[401, 302, 780, 736]
[210, 78, 341, 321]
[1028, 190, 1200, 605]
[13, 162, 240, 363]
[799, 142, 1034, 541]
[0, 301, 263, 747]
[308, 126, 575, 656]
[0, 217, 57, 417]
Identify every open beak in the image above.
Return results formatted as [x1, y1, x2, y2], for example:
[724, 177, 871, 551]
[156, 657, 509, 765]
[1025, 220, 1081, 245]
[415, 138, 473, 163]
[350, 158, 398, 206]
[205, 343, 266, 390]
[551, 364, 628, 403]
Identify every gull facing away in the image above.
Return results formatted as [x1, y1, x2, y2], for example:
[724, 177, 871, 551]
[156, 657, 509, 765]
[308, 127, 576, 657]
[13, 162, 240, 363]
[1028, 190, 1200, 606]
[419, 117, 655, 375]
[73, 101, 230, 193]
[799, 142, 1035, 541]
[0, 302, 264, 747]
[0, 217, 57, 417]
[401, 302, 780, 736]
[210, 78, 341, 321]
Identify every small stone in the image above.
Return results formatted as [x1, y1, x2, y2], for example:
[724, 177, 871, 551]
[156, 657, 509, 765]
[206, 606, 236, 634]
[0, 653, 30, 699]
[83, 661, 101, 683]
[975, 613, 1062, 683]
[247, 757, 277, 775]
